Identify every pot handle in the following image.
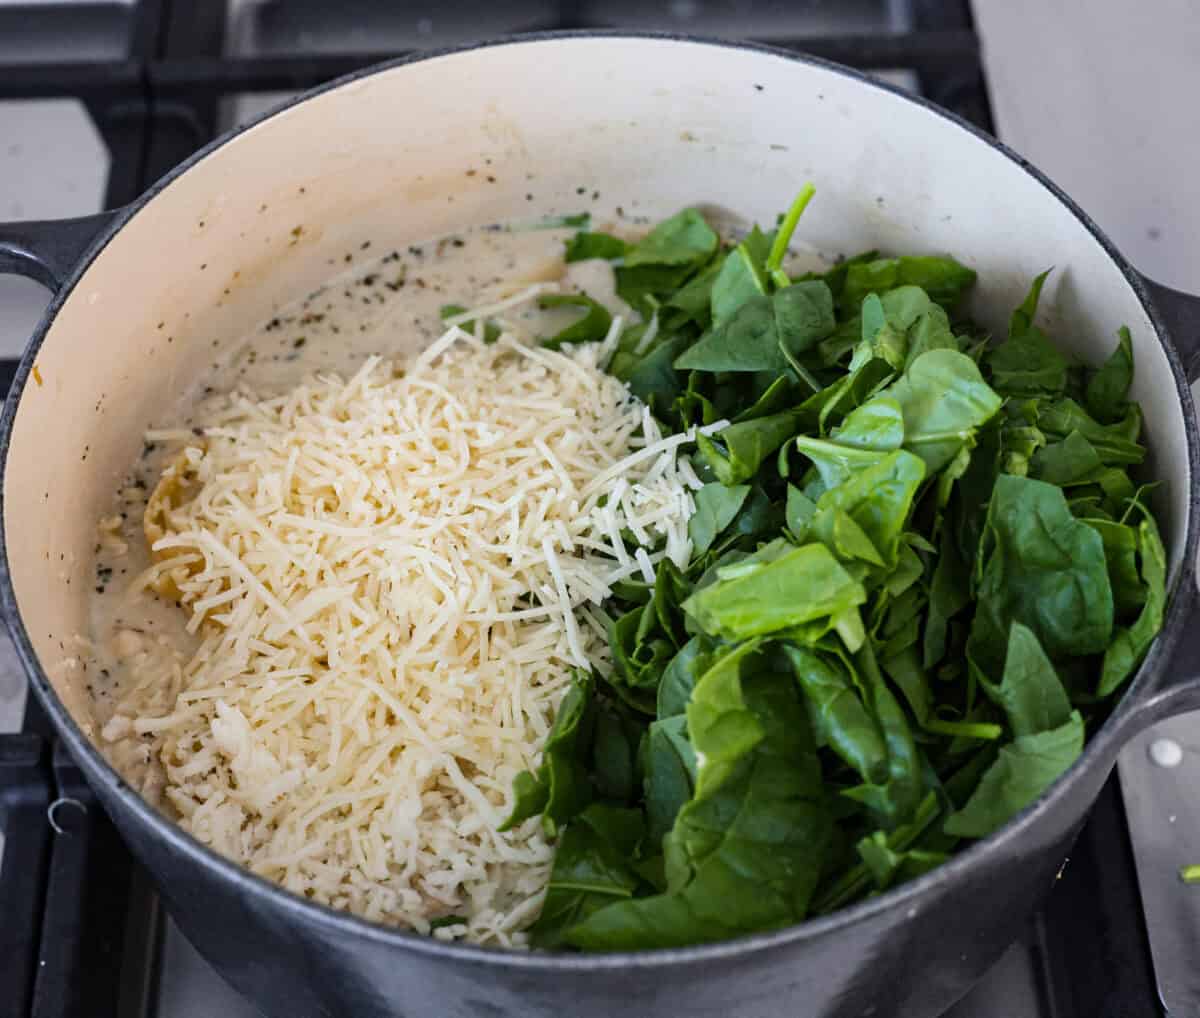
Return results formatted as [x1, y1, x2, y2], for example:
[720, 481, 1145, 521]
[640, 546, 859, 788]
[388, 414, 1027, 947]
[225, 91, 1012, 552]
[1114, 571, 1200, 1015]
[1141, 273, 1200, 384]
[0, 210, 120, 292]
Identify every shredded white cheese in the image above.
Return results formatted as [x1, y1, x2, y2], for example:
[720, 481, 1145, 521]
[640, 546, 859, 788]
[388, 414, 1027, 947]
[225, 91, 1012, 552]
[107, 323, 699, 946]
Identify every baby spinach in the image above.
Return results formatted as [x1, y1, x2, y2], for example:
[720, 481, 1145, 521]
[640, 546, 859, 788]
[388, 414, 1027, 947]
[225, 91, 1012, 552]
[1086, 326, 1134, 423]
[501, 189, 1168, 951]
[986, 270, 1069, 398]
[969, 474, 1114, 674]
[539, 294, 613, 348]
[944, 712, 1085, 838]
[682, 542, 866, 640]
[623, 208, 719, 269]
[565, 231, 629, 263]
[675, 281, 835, 374]
[567, 649, 831, 949]
[500, 669, 595, 834]
[688, 483, 751, 556]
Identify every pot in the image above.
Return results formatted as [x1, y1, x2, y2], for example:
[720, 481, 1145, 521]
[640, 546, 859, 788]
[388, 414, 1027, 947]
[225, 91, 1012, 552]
[1, 33, 1198, 1018]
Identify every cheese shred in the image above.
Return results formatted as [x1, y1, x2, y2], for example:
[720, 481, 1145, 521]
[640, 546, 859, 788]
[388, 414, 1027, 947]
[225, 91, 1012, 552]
[105, 324, 698, 946]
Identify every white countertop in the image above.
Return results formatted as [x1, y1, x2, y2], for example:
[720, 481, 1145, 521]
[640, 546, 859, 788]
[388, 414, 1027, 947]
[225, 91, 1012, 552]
[973, 0, 1200, 294]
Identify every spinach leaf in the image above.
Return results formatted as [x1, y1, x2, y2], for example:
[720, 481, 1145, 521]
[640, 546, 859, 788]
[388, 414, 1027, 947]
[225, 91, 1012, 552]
[623, 208, 719, 268]
[833, 396, 905, 450]
[944, 712, 1084, 838]
[688, 483, 751, 556]
[682, 542, 866, 640]
[675, 281, 835, 374]
[1084, 517, 1144, 619]
[567, 648, 831, 949]
[786, 484, 818, 540]
[814, 449, 927, 570]
[923, 532, 969, 671]
[879, 349, 1003, 472]
[1098, 512, 1166, 696]
[609, 561, 691, 714]
[986, 271, 1069, 398]
[841, 255, 977, 309]
[840, 642, 925, 829]
[591, 704, 641, 802]
[785, 644, 888, 785]
[615, 264, 697, 316]
[1037, 399, 1145, 466]
[622, 334, 692, 409]
[984, 623, 1072, 737]
[530, 804, 645, 947]
[657, 636, 714, 719]
[668, 257, 725, 327]
[643, 715, 698, 846]
[539, 294, 614, 348]
[696, 411, 801, 485]
[1031, 430, 1104, 486]
[968, 475, 1114, 673]
[499, 669, 595, 833]
[711, 244, 767, 326]
[565, 231, 628, 263]
[1085, 326, 1134, 423]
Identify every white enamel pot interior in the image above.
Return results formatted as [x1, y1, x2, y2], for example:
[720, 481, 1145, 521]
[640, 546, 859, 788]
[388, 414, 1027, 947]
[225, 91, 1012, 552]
[1, 34, 1197, 1018]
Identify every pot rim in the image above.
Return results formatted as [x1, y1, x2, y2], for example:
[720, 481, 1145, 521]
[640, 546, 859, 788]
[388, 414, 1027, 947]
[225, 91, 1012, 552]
[1, 29, 1196, 970]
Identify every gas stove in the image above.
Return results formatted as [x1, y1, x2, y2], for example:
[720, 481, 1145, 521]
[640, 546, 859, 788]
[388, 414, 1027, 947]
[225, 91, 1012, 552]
[0, 3, 1183, 1016]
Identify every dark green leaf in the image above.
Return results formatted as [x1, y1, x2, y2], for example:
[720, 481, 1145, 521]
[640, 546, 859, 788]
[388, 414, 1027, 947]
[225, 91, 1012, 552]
[591, 705, 639, 802]
[539, 293, 613, 348]
[840, 642, 924, 829]
[968, 475, 1114, 673]
[657, 637, 714, 719]
[1085, 326, 1134, 423]
[944, 712, 1084, 838]
[688, 483, 751, 556]
[615, 263, 697, 316]
[675, 281, 835, 374]
[499, 669, 595, 832]
[711, 244, 767, 326]
[667, 257, 725, 327]
[696, 411, 801, 485]
[565, 231, 628, 263]
[984, 623, 1072, 737]
[500, 770, 549, 831]
[623, 208, 719, 268]
[841, 255, 977, 309]
[1031, 430, 1104, 486]
[1099, 512, 1166, 696]
[785, 644, 888, 785]
[568, 646, 831, 949]
[986, 270, 1069, 398]
[643, 715, 698, 846]
[530, 804, 644, 947]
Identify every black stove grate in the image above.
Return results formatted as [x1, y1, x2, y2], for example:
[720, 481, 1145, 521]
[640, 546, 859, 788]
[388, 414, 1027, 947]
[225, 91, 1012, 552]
[0, 3, 1162, 1016]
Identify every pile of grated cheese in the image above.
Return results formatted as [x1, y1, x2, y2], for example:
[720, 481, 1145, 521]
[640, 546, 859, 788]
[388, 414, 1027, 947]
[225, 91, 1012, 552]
[103, 312, 720, 946]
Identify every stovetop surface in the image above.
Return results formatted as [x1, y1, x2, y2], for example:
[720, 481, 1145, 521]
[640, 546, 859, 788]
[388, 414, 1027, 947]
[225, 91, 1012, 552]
[0, 3, 1170, 1016]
